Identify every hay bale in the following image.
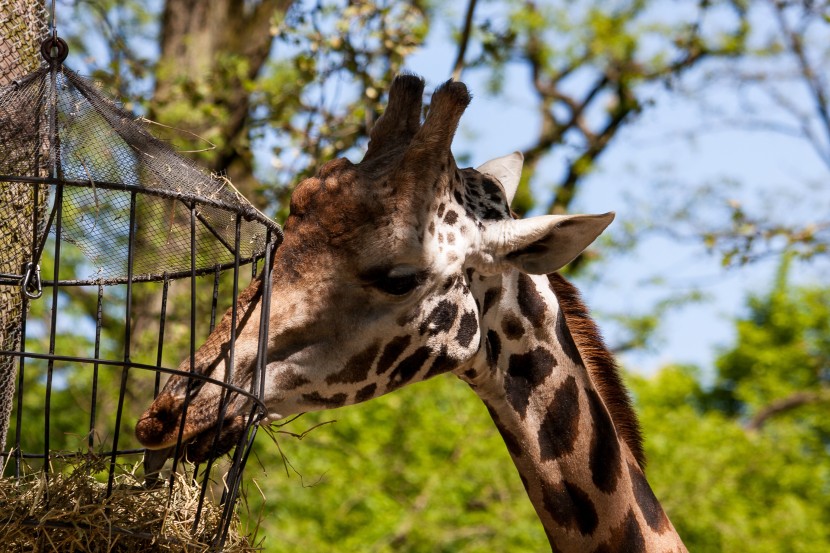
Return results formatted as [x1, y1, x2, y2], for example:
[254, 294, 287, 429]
[0, 454, 259, 552]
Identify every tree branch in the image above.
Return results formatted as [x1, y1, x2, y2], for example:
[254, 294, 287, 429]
[548, 81, 636, 214]
[746, 388, 830, 431]
[771, 0, 830, 171]
[451, 0, 478, 81]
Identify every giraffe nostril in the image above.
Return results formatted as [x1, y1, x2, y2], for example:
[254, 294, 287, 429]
[154, 405, 173, 423]
[186, 378, 205, 399]
[135, 414, 166, 446]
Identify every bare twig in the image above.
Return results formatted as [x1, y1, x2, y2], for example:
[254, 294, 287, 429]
[770, 1, 830, 171]
[275, 419, 337, 440]
[451, 0, 478, 81]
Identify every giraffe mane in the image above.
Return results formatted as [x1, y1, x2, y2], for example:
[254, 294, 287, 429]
[547, 272, 646, 469]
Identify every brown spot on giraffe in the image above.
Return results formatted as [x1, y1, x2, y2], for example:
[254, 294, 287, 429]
[388, 346, 431, 390]
[302, 391, 348, 408]
[538, 375, 581, 461]
[586, 387, 623, 493]
[376, 335, 411, 374]
[517, 272, 547, 329]
[424, 346, 457, 379]
[485, 402, 523, 459]
[326, 342, 380, 384]
[542, 479, 599, 536]
[591, 509, 646, 553]
[505, 346, 557, 418]
[628, 462, 671, 534]
[556, 310, 581, 366]
[355, 383, 377, 403]
[419, 299, 458, 336]
[486, 329, 501, 365]
[482, 287, 501, 315]
[455, 310, 478, 348]
[501, 312, 525, 340]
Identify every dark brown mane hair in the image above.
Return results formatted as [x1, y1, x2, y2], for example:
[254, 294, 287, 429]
[547, 272, 646, 468]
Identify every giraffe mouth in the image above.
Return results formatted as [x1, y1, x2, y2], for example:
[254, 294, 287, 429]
[140, 413, 247, 482]
[182, 414, 247, 463]
[136, 391, 248, 464]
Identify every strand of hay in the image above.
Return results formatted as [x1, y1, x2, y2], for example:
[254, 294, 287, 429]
[0, 454, 260, 552]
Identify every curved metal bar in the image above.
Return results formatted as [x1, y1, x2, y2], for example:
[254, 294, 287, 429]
[0, 349, 269, 414]
[0, 175, 282, 234]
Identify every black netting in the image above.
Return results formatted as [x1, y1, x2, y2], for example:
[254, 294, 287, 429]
[0, 66, 280, 282]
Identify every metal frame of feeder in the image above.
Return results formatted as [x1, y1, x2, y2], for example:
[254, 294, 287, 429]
[0, 17, 282, 551]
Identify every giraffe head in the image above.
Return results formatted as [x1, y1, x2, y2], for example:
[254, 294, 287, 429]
[135, 75, 613, 462]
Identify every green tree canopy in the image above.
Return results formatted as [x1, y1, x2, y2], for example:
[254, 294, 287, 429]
[631, 259, 830, 552]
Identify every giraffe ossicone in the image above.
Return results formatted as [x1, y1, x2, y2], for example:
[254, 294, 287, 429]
[136, 75, 687, 552]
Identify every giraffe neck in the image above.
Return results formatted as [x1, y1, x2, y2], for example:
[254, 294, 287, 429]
[460, 270, 687, 552]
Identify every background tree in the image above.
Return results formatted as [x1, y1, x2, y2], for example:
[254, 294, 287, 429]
[0, 0, 49, 452]
[694, 0, 830, 264]
[4, 0, 827, 551]
[612, 0, 830, 268]
[632, 258, 830, 552]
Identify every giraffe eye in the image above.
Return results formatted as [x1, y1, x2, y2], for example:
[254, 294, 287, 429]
[364, 267, 428, 296]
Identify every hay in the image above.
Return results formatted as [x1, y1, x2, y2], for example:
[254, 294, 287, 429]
[0, 454, 260, 552]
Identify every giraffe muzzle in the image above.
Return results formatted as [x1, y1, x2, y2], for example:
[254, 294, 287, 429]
[136, 390, 247, 463]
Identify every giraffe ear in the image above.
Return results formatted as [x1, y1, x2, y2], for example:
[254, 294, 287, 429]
[476, 151, 523, 204]
[476, 212, 615, 275]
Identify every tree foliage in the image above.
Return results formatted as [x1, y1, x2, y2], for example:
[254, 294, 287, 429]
[632, 259, 830, 552]
[633, 365, 830, 552]
[710, 256, 830, 433]
[619, 0, 830, 267]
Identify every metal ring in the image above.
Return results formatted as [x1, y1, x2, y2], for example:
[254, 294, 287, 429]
[40, 36, 69, 64]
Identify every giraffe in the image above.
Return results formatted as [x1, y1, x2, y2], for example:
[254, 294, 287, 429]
[136, 75, 687, 552]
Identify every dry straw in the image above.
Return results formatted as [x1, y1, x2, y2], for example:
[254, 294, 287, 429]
[0, 454, 261, 552]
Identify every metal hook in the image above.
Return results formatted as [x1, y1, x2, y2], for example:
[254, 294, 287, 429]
[22, 262, 42, 300]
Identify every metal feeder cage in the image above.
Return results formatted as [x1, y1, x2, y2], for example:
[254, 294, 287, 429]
[0, 33, 282, 550]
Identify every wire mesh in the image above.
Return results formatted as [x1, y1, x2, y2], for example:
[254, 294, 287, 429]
[0, 29, 282, 550]
[0, 0, 48, 80]
[0, 66, 276, 283]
